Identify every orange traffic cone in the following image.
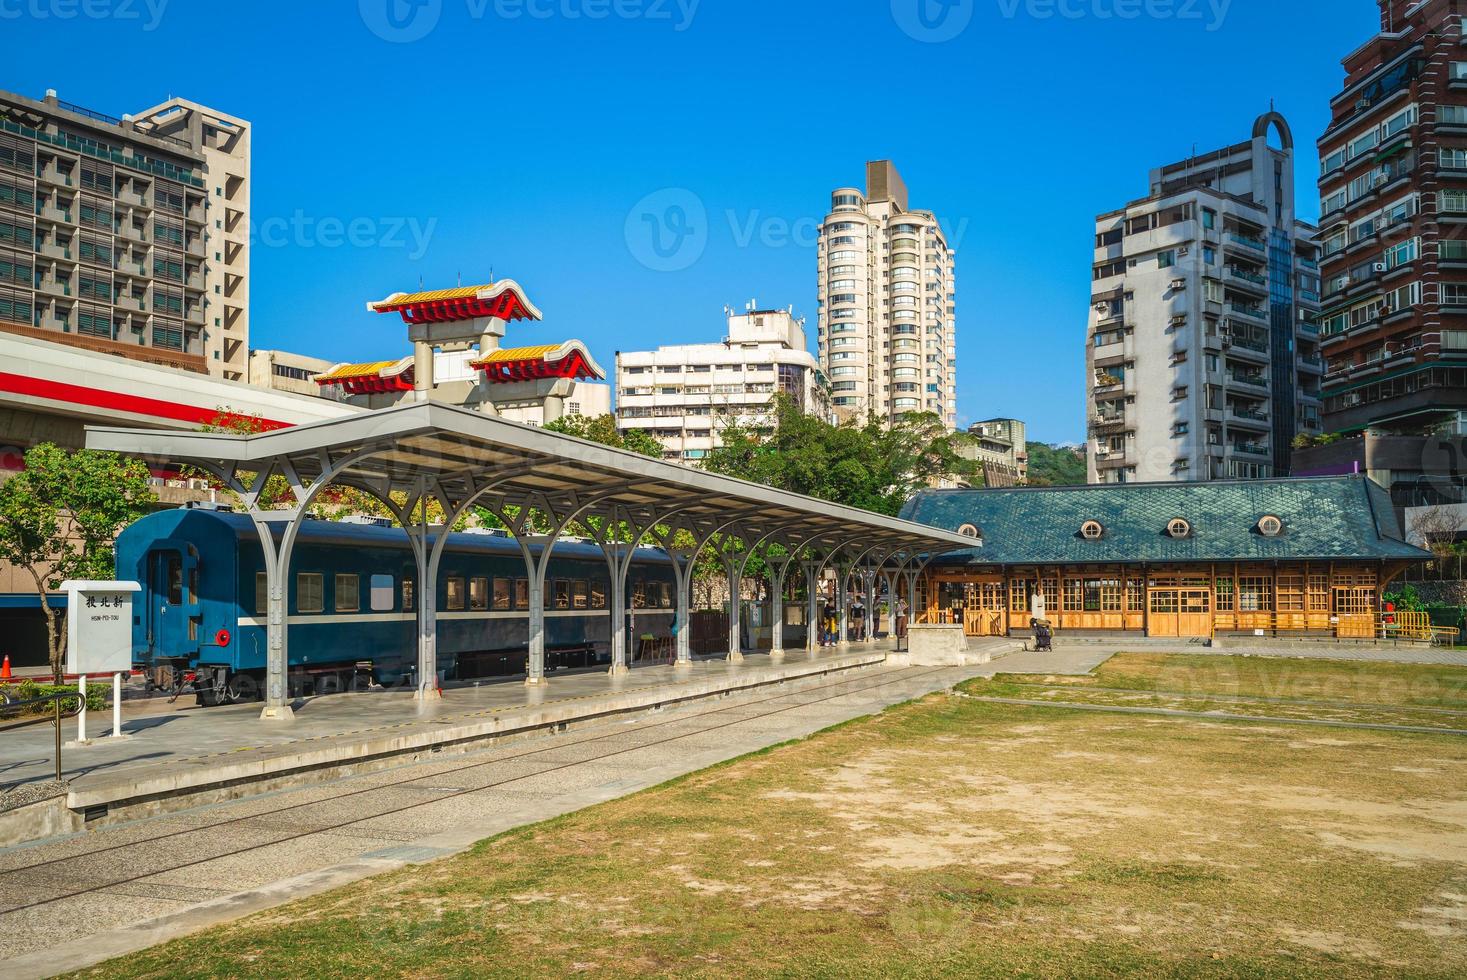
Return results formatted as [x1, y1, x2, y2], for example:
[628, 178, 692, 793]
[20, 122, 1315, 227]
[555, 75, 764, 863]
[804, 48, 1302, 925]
[1, 654, 11, 680]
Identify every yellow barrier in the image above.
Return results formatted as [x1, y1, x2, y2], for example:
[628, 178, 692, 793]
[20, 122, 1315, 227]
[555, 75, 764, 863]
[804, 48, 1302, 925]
[1380, 612, 1433, 642]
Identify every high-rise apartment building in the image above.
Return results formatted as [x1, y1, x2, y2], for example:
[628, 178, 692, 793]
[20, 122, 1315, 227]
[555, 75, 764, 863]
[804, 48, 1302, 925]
[962, 418, 1029, 487]
[1292, 0, 1467, 512]
[1086, 112, 1324, 484]
[816, 161, 957, 429]
[0, 89, 249, 379]
[616, 304, 830, 462]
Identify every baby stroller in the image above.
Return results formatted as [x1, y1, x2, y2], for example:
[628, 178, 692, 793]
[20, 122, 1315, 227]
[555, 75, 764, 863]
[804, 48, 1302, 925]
[1030, 618, 1054, 653]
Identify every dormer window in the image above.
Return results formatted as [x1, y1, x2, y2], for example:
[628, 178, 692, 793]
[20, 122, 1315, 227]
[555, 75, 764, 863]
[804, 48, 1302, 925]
[1258, 515, 1284, 537]
[1167, 518, 1192, 539]
[1080, 520, 1105, 541]
[957, 523, 981, 539]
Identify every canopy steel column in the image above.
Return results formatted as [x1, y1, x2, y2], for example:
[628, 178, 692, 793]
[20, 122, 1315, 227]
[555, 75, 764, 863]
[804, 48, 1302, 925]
[861, 565, 879, 644]
[586, 501, 697, 676]
[727, 525, 809, 663]
[652, 514, 745, 669]
[802, 560, 823, 653]
[200, 447, 379, 720]
[766, 540, 809, 660]
[416, 461, 557, 694]
[480, 485, 646, 683]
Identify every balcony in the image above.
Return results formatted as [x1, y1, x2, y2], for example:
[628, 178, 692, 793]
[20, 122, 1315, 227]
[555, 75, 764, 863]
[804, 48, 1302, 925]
[1231, 441, 1270, 457]
[1226, 232, 1266, 252]
[1225, 265, 1267, 289]
[1223, 327, 1269, 353]
[1229, 407, 1271, 429]
[1227, 302, 1267, 322]
[1228, 372, 1268, 390]
[1090, 414, 1128, 432]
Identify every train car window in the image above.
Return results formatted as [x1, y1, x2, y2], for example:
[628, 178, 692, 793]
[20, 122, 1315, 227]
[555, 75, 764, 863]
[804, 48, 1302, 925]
[255, 572, 268, 616]
[167, 556, 183, 605]
[297, 573, 324, 614]
[370, 574, 394, 612]
[573, 580, 588, 609]
[492, 577, 511, 611]
[555, 580, 571, 610]
[658, 582, 672, 608]
[632, 581, 647, 609]
[446, 577, 465, 611]
[470, 577, 488, 611]
[335, 573, 360, 613]
[402, 578, 415, 612]
[514, 579, 529, 610]
[188, 566, 199, 605]
[591, 580, 607, 609]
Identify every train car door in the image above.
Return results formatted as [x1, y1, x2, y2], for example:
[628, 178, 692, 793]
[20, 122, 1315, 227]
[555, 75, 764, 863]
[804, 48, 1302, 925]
[147, 543, 201, 658]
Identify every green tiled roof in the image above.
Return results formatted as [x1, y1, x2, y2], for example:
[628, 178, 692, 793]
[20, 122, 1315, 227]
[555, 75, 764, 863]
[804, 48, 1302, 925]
[899, 476, 1431, 567]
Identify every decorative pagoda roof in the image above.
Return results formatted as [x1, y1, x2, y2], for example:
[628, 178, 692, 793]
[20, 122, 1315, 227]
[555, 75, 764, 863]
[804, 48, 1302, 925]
[366, 279, 543, 325]
[469, 341, 605, 384]
[314, 357, 415, 395]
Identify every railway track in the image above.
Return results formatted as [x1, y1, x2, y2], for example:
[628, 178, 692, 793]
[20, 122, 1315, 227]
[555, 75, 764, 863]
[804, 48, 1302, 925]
[0, 664, 956, 920]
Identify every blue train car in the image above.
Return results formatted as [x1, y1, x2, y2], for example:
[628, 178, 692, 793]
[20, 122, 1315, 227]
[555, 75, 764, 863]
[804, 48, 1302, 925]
[114, 505, 677, 705]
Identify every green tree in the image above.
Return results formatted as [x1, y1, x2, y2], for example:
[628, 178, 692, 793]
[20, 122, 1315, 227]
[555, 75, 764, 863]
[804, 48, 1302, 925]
[543, 413, 662, 458]
[700, 397, 980, 607]
[0, 444, 154, 681]
[1024, 442, 1087, 487]
[703, 395, 979, 516]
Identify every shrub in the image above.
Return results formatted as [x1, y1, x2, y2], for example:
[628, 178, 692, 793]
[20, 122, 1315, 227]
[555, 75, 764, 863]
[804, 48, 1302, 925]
[0, 680, 107, 720]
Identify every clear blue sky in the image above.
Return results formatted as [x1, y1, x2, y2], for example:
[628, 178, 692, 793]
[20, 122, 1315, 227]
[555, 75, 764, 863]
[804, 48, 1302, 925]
[6, 0, 1378, 442]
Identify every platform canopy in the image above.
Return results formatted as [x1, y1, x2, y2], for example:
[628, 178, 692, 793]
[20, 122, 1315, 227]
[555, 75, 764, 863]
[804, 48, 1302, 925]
[86, 401, 974, 718]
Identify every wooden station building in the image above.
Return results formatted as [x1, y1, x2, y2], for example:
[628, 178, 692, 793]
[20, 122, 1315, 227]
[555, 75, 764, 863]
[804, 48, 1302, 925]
[899, 476, 1431, 641]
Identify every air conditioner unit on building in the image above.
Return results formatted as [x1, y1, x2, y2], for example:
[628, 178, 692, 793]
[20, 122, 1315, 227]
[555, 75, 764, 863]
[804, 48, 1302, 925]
[1179, 246, 1190, 256]
[1171, 278, 1187, 290]
[1373, 261, 1389, 273]
[1357, 97, 1373, 112]
[1374, 173, 1390, 187]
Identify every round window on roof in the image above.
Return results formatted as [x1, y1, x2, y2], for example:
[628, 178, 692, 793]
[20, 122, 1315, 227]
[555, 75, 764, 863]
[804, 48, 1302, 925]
[1080, 520, 1105, 540]
[1167, 518, 1192, 539]
[957, 523, 981, 539]
[1258, 515, 1284, 537]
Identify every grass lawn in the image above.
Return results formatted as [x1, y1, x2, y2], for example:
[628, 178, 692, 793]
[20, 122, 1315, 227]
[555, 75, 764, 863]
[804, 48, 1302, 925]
[81, 656, 1467, 978]
[963, 653, 1467, 730]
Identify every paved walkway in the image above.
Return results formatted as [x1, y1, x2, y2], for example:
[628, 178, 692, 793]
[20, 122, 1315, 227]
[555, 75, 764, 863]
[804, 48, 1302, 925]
[1201, 642, 1467, 666]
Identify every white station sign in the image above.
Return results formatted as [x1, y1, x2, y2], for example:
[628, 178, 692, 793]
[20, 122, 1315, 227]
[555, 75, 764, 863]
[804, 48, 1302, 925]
[62, 580, 141, 676]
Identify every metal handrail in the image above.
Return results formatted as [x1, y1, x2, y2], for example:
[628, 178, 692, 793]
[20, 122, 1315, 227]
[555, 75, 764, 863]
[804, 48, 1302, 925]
[0, 690, 85, 783]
